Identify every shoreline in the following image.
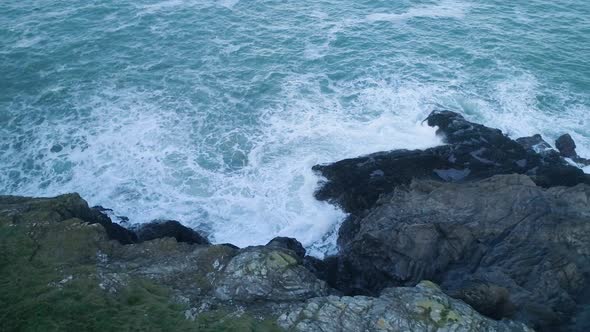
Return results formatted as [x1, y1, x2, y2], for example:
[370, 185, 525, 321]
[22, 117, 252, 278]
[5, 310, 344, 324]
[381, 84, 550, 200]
[2, 110, 589, 331]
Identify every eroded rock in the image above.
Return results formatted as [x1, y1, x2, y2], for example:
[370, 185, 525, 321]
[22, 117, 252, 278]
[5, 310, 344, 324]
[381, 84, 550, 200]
[330, 174, 590, 330]
[278, 281, 532, 332]
[214, 246, 328, 302]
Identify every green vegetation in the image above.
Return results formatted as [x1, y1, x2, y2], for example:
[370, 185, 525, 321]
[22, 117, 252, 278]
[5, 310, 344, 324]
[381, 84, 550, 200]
[0, 196, 282, 332]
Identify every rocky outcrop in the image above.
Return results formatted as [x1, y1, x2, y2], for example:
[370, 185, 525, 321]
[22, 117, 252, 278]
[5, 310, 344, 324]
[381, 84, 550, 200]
[324, 174, 590, 330]
[279, 281, 532, 332]
[214, 247, 328, 302]
[3, 111, 589, 331]
[1, 193, 532, 331]
[313, 110, 590, 216]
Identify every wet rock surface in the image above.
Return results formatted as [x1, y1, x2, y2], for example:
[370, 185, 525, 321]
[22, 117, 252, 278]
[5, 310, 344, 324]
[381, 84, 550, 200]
[133, 219, 210, 245]
[555, 133, 590, 166]
[313, 110, 590, 215]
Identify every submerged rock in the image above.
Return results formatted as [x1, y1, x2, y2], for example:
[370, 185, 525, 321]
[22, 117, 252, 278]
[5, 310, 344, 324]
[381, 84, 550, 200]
[329, 174, 590, 330]
[313, 110, 589, 215]
[278, 281, 532, 332]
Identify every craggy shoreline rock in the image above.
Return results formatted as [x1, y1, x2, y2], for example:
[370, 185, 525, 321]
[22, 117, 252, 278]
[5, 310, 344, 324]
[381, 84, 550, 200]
[133, 219, 210, 245]
[279, 281, 532, 332]
[555, 133, 590, 166]
[3, 112, 589, 331]
[0, 193, 529, 331]
[313, 110, 590, 215]
[311, 111, 590, 331]
[328, 174, 590, 330]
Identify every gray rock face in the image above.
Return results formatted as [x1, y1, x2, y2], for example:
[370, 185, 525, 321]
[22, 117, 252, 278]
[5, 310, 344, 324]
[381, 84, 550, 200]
[332, 174, 590, 330]
[278, 281, 533, 332]
[214, 247, 329, 302]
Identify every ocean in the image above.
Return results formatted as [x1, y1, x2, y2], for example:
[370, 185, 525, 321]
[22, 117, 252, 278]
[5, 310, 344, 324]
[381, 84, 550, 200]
[1, 0, 589, 256]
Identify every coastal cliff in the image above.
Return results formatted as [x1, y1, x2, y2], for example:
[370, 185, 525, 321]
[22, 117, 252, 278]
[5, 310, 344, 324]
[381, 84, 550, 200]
[2, 111, 589, 331]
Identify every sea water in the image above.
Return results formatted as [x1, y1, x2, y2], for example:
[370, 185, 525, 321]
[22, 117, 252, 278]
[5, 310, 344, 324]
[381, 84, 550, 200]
[1, 0, 589, 255]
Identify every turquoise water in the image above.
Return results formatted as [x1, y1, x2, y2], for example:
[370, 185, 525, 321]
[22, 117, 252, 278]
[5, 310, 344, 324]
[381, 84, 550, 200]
[1, 0, 589, 254]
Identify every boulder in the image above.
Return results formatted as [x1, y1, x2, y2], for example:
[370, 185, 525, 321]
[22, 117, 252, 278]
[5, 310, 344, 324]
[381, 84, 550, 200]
[556, 134, 577, 158]
[214, 246, 329, 302]
[134, 220, 210, 245]
[278, 281, 532, 332]
[555, 134, 590, 166]
[516, 134, 554, 154]
[266, 236, 306, 258]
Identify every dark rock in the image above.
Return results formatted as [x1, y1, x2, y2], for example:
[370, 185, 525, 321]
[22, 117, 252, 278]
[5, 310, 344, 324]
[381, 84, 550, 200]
[266, 237, 306, 258]
[116, 215, 129, 223]
[220, 243, 240, 250]
[556, 134, 577, 158]
[50, 144, 63, 153]
[134, 220, 210, 245]
[446, 280, 515, 320]
[92, 205, 113, 212]
[555, 134, 590, 167]
[91, 211, 138, 244]
[330, 174, 590, 330]
[516, 134, 553, 154]
[303, 255, 339, 287]
[213, 246, 328, 302]
[313, 110, 589, 216]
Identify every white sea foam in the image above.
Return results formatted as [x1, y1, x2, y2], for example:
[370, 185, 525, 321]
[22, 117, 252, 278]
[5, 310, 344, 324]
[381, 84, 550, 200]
[5, 68, 588, 256]
[2, 0, 589, 258]
[0, 77, 442, 257]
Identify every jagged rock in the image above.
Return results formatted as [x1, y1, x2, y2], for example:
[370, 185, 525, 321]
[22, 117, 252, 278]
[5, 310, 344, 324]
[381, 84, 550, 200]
[0, 193, 137, 244]
[313, 110, 589, 215]
[266, 237, 306, 258]
[516, 134, 554, 154]
[0, 194, 294, 330]
[278, 281, 532, 332]
[214, 246, 329, 302]
[555, 134, 590, 166]
[134, 220, 210, 245]
[330, 174, 590, 330]
[556, 134, 577, 158]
